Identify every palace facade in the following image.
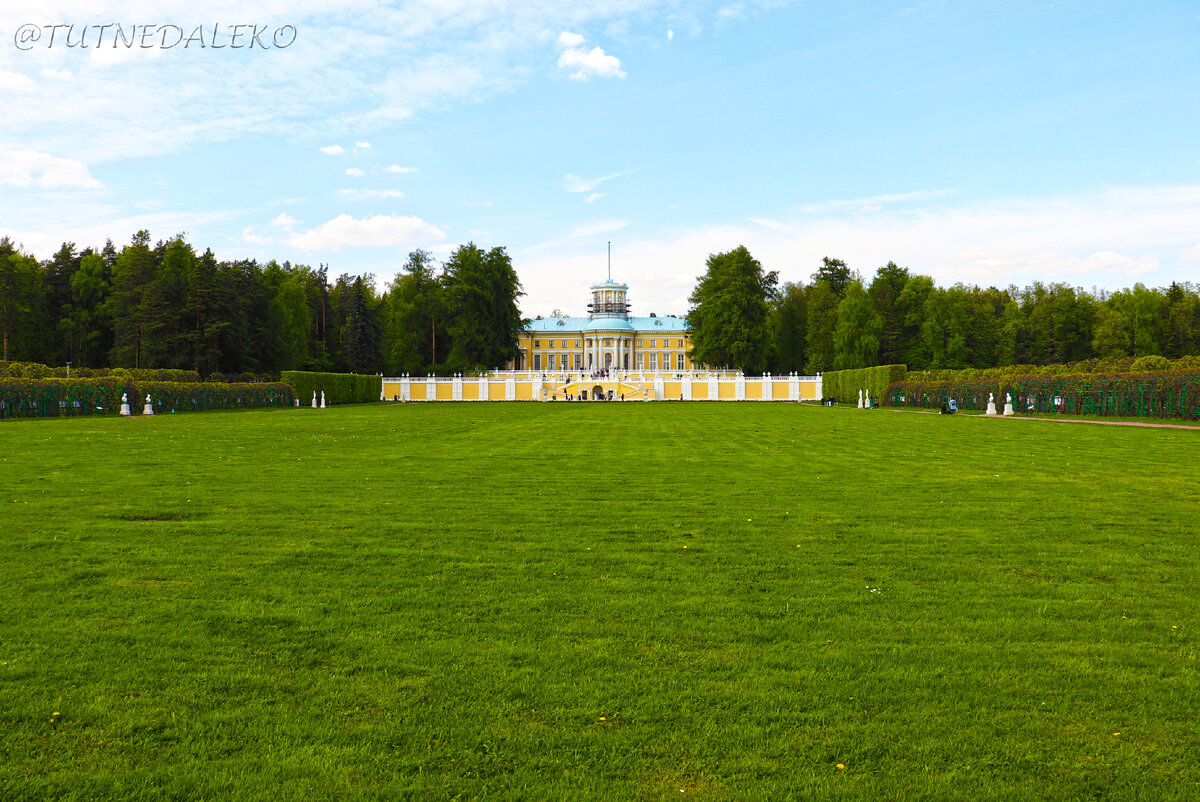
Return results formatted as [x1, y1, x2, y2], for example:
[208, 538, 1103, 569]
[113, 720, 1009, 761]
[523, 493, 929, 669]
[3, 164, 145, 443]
[380, 275, 823, 401]
[512, 278, 693, 372]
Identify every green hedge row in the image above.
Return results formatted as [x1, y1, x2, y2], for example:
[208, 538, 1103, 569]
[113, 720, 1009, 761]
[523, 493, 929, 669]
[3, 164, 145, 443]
[0, 361, 203, 383]
[886, 370, 1200, 420]
[0, 378, 295, 420]
[281, 371, 382, 405]
[903, 354, 1200, 384]
[821, 364, 907, 404]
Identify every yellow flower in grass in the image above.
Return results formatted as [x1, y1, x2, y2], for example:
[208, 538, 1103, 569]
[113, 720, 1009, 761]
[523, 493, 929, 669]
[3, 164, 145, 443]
[836, 764, 845, 770]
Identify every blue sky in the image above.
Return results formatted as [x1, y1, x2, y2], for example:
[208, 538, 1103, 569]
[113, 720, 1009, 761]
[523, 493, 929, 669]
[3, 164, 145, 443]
[3, 1, 1200, 317]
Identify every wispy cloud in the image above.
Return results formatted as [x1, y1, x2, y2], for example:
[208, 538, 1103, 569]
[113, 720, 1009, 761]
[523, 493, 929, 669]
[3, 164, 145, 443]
[345, 167, 365, 177]
[795, 189, 957, 215]
[523, 218, 629, 253]
[320, 145, 346, 155]
[385, 165, 419, 174]
[337, 189, 406, 200]
[564, 170, 636, 194]
[0, 3, 651, 164]
[516, 184, 1200, 316]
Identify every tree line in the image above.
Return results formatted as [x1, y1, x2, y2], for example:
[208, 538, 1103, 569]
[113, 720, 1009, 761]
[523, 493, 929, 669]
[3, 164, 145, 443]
[687, 246, 1200, 374]
[6, 233, 1199, 378]
[0, 234, 524, 377]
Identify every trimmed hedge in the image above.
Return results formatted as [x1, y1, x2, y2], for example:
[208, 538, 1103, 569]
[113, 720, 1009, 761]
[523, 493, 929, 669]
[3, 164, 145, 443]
[0, 362, 202, 383]
[821, 364, 907, 404]
[281, 371, 382, 405]
[0, 378, 295, 420]
[886, 370, 1200, 420]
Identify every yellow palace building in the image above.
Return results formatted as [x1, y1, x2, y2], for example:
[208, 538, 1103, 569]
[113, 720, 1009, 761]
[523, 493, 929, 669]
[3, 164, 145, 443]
[381, 275, 822, 402]
[515, 278, 692, 373]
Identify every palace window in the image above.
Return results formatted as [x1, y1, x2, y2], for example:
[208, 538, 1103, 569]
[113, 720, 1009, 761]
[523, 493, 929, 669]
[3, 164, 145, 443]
[548, 354, 556, 370]
[677, 340, 684, 347]
[637, 354, 644, 369]
[649, 339, 656, 347]
[649, 354, 658, 370]
[534, 340, 540, 348]
[574, 354, 582, 369]
[677, 353, 686, 370]
[533, 354, 541, 370]
[575, 340, 581, 348]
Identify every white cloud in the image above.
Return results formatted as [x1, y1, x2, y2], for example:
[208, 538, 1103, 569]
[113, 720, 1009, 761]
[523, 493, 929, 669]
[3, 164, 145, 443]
[271, 213, 297, 228]
[0, 4, 655, 164]
[584, 193, 604, 203]
[242, 226, 273, 245]
[557, 31, 586, 49]
[558, 45, 627, 80]
[515, 184, 1200, 316]
[667, 29, 674, 40]
[320, 145, 346, 155]
[288, 213, 445, 251]
[0, 150, 102, 189]
[345, 167, 366, 176]
[385, 165, 419, 174]
[355, 141, 371, 149]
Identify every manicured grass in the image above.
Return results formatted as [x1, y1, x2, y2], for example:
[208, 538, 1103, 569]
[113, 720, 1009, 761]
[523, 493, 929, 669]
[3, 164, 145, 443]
[1, 403, 1196, 799]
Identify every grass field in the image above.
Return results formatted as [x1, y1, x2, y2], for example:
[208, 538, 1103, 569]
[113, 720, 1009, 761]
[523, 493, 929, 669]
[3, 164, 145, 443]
[1, 403, 1196, 800]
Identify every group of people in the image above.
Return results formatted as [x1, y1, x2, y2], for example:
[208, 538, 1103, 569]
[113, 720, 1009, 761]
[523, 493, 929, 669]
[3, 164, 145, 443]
[550, 390, 620, 401]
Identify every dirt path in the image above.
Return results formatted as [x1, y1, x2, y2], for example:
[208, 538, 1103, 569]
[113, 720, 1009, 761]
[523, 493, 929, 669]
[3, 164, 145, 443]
[874, 406, 1198, 429]
[986, 415, 1199, 430]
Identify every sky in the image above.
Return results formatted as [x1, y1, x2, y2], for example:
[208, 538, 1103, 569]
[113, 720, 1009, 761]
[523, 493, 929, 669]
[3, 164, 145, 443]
[2, 1, 1200, 319]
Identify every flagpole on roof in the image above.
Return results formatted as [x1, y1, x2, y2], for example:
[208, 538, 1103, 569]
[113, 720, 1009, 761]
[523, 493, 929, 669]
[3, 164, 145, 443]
[608, 241, 611, 281]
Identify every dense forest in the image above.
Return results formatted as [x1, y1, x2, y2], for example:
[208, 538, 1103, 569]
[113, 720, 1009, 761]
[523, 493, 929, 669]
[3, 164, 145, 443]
[767, 257, 1200, 375]
[3, 233, 1198, 377]
[0, 233, 523, 377]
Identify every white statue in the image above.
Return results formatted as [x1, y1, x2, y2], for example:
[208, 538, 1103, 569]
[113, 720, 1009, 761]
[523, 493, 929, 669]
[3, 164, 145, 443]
[1003, 392, 1014, 416]
[320, 391, 326, 409]
[986, 392, 998, 416]
[120, 393, 131, 416]
[142, 394, 154, 416]
[312, 391, 318, 409]
[857, 389, 864, 409]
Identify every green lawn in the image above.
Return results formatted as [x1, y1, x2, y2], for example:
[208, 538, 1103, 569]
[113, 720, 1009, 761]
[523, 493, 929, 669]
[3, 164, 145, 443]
[1, 403, 1196, 800]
